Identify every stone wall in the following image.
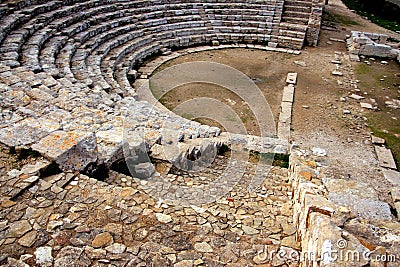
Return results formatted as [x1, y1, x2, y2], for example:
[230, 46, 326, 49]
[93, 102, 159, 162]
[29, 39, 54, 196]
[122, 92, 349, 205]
[347, 31, 400, 59]
[289, 147, 399, 266]
[305, 0, 325, 46]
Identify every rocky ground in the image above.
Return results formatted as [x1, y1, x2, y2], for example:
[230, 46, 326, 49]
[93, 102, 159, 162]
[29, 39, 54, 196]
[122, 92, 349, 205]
[0, 147, 300, 266]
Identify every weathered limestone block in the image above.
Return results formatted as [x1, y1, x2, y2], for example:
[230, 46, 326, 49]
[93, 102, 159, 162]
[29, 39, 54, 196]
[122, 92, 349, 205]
[32, 131, 97, 172]
[302, 213, 370, 267]
[277, 121, 291, 140]
[96, 127, 124, 167]
[323, 178, 392, 221]
[391, 187, 400, 202]
[375, 146, 397, 170]
[134, 162, 155, 179]
[382, 168, 400, 185]
[298, 194, 352, 237]
[347, 31, 399, 59]
[0, 117, 60, 147]
[279, 102, 293, 124]
[282, 84, 295, 103]
[286, 72, 297, 84]
[20, 160, 50, 176]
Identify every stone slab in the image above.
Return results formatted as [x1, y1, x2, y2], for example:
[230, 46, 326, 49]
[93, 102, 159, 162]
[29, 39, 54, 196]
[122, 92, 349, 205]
[360, 102, 373, 109]
[349, 94, 364, 100]
[32, 131, 97, 172]
[382, 168, 400, 185]
[281, 85, 295, 103]
[391, 187, 400, 202]
[96, 127, 124, 166]
[375, 146, 397, 170]
[277, 122, 290, 140]
[371, 136, 385, 145]
[323, 178, 393, 221]
[279, 102, 293, 124]
[286, 73, 297, 85]
[0, 117, 60, 147]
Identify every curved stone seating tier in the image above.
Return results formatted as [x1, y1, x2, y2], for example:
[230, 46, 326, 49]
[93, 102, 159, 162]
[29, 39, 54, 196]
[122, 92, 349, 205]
[73, 15, 137, 45]
[213, 26, 271, 35]
[0, 2, 123, 68]
[0, 0, 110, 45]
[81, 31, 147, 88]
[39, 36, 68, 77]
[210, 14, 275, 24]
[103, 23, 209, 73]
[69, 13, 205, 84]
[56, 41, 77, 81]
[77, 18, 207, 88]
[0, 0, 321, 173]
[204, 7, 277, 16]
[99, 30, 213, 93]
[0, 0, 320, 83]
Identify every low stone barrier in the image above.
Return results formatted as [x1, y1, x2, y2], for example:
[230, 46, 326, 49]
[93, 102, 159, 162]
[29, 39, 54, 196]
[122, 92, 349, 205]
[289, 147, 399, 266]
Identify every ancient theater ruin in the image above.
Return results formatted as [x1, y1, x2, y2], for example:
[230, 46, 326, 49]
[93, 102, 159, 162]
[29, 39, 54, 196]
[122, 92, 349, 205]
[0, 0, 399, 266]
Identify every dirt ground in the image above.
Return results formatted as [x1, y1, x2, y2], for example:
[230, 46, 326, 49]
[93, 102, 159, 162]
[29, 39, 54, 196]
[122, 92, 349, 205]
[153, 49, 295, 136]
[151, 0, 400, 205]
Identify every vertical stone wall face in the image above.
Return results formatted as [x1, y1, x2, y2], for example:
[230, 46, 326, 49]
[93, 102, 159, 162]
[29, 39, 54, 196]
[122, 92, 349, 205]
[288, 148, 398, 266]
[305, 0, 324, 46]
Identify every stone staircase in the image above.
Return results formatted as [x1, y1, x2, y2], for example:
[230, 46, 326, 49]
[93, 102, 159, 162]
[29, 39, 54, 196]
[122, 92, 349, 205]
[278, 0, 313, 49]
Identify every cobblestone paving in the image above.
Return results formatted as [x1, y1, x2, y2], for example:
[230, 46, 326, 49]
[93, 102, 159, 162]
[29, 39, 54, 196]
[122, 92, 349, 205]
[0, 149, 299, 266]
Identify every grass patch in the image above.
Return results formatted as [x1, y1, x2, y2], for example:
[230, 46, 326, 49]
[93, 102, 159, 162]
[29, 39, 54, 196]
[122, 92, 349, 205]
[356, 63, 370, 75]
[341, 0, 400, 32]
[323, 10, 359, 26]
[353, 60, 400, 167]
[249, 150, 290, 168]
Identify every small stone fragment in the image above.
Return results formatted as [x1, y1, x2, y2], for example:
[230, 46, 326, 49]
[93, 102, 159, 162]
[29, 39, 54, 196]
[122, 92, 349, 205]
[105, 243, 126, 254]
[7, 220, 32, 238]
[360, 102, 373, 109]
[312, 147, 327, 156]
[34, 246, 53, 266]
[241, 225, 260, 235]
[349, 94, 365, 100]
[294, 61, 307, 67]
[92, 232, 113, 248]
[155, 213, 172, 224]
[194, 242, 213, 253]
[18, 231, 37, 247]
[174, 260, 194, 267]
[332, 70, 343, 76]
[371, 136, 385, 145]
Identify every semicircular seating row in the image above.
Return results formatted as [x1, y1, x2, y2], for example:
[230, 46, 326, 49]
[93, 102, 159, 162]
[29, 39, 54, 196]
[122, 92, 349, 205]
[0, 0, 302, 171]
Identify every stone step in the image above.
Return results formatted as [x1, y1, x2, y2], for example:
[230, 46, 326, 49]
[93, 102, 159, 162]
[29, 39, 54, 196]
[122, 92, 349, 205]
[284, 0, 313, 6]
[283, 10, 311, 19]
[279, 29, 306, 39]
[279, 22, 307, 32]
[284, 5, 311, 13]
[282, 16, 309, 25]
[278, 36, 304, 50]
